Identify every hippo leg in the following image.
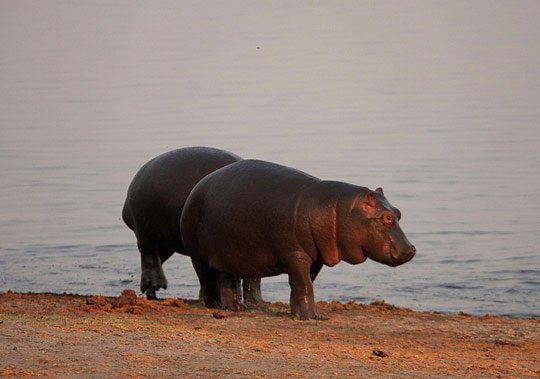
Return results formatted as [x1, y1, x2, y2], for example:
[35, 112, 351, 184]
[191, 257, 220, 308]
[199, 268, 231, 302]
[218, 273, 245, 311]
[138, 239, 168, 300]
[242, 277, 263, 304]
[158, 249, 175, 267]
[285, 251, 319, 320]
[310, 259, 324, 282]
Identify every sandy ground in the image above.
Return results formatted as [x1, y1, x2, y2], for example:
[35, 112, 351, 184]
[0, 291, 538, 378]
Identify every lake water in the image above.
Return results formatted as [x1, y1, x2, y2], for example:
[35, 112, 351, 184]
[1, 1, 539, 317]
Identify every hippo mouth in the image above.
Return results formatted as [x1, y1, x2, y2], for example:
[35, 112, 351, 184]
[362, 239, 414, 267]
[356, 247, 367, 264]
[388, 243, 416, 267]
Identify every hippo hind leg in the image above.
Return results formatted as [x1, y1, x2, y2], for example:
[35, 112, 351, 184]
[138, 237, 168, 300]
[219, 273, 245, 311]
[242, 277, 263, 304]
[191, 257, 221, 308]
[191, 258, 244, 311]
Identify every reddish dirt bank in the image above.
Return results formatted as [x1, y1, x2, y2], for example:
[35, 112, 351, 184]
[0, 291, 538, 378]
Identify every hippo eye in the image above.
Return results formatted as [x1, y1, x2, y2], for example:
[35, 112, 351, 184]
[382, 212, 395, 226]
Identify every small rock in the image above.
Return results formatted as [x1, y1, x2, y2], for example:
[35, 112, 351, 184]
[372, 349, 388, 358]
[212, 311, 228, 319]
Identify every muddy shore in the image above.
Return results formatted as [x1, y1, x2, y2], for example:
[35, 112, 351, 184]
[0, 291, 538, 378]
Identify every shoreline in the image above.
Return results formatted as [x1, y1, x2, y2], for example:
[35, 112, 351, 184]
[4, 289, 536, 320]
[4, 289, 537, 320]
[1, 291, 539, 378]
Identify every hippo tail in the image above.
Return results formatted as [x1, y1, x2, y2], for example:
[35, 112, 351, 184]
[121, 200, 134, 231]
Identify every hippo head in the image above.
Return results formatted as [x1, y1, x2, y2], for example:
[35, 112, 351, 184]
[339, 187, 416, 267]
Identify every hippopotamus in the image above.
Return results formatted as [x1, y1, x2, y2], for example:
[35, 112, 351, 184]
[122, 147, 262, 303]
[180, 159, 416, 319]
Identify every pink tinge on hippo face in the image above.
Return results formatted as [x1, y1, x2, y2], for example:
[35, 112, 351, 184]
[359, 189, 416, 267]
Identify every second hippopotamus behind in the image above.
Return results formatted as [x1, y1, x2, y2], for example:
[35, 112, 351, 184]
[122, 147, 262, 303]
[180, 159, 416, 319]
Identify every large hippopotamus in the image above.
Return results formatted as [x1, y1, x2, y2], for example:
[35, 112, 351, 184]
[180, 159, 416, 319]
[122, 147, 262, 302]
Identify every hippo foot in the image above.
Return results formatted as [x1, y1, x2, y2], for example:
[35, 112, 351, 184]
[199, 288, 247, 311]
[202, 297, 246, 311]
[242, 278, 263, 305]
[140, 273, 167, 301]
[144, 287, 158, 300]
[291, 311, 325, 320]
[220, 300, 246, 312]
[243, 291, 263, 305]
[290, 298, 320, 320]
[219, 287, 245, 311]
[291, 312, 328, 321]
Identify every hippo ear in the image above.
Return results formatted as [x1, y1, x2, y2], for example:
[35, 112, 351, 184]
[360, 191, 377, 216]
[375, 187, 384, 195]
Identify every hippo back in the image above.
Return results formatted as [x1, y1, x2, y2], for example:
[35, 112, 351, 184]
[122, 147, 241, 254]
[181, 159, 323, 276]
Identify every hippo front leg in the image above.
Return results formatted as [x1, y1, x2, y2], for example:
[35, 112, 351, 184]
[310, 258, 324, 282]
[285, 251, 320, 320]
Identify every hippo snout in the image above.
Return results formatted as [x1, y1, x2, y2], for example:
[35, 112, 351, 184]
[389, 245, 416, 267]
[407, 245, 416, 260]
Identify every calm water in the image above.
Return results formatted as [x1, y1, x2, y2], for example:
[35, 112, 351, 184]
[1, 1, 539, 317]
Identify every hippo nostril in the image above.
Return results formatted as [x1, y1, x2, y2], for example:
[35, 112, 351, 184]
[409, 246, 416, 255]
